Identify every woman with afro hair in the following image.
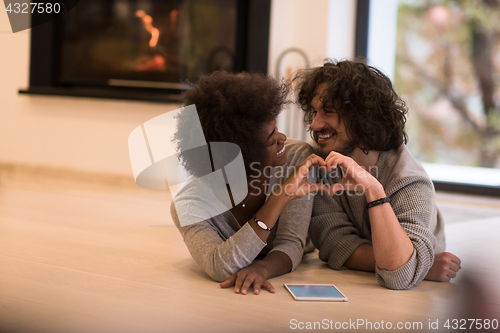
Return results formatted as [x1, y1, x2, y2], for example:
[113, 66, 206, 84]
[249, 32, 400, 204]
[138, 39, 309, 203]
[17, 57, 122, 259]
[171, 71, 329, 295]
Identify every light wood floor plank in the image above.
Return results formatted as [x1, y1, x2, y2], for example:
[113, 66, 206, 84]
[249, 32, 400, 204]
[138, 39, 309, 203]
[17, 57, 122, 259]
[1, 178, 499, 333]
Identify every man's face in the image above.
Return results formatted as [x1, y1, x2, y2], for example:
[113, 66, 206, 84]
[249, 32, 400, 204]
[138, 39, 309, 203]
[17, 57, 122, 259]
[310, 84, 356, 158]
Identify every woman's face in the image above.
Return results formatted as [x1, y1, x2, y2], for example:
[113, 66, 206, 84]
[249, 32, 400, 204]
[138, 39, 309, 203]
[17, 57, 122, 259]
[261, 119, 287, 168]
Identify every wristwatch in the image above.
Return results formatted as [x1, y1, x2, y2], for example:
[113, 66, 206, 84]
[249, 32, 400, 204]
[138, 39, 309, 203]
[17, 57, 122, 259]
[252, 214, 275, 231]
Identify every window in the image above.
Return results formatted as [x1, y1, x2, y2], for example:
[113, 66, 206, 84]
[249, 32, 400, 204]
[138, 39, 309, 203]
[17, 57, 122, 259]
[366, 0, 500, 194]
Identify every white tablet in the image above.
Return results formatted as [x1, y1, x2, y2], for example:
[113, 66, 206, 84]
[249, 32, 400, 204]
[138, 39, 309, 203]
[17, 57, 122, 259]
[284, 284, 348, 302]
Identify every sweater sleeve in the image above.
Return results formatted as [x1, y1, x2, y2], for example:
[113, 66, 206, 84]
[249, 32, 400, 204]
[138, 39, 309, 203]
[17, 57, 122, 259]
[268, 140, 315, 271]
[170, 202, 266, 282]
[269, 193, 314, 270]
[308, 192, 371, 270]
[375, 177, 437, 290]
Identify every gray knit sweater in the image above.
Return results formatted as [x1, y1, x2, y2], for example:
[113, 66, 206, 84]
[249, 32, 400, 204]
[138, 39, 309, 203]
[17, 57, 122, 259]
[171, 140, 315, 282]
[308, 144, 446, 290]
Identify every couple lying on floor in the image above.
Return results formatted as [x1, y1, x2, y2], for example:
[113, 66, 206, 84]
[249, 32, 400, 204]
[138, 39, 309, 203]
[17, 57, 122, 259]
[170, 59, 462, 293]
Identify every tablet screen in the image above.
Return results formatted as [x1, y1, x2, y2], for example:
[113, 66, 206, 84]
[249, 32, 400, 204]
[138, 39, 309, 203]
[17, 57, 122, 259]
[287, 285, 344, 298]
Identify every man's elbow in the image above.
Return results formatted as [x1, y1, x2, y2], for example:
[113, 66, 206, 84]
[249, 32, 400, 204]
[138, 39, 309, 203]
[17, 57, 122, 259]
[375, 268, 424, 290]
[377, 276, 416, 290]
[326, 255, 346, 271]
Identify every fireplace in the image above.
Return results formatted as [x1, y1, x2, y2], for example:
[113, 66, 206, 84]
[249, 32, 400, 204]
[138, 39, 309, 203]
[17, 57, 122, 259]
[20, 0, 271, 103]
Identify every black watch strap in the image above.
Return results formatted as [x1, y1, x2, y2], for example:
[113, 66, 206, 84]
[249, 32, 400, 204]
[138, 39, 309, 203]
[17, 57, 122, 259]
[367, 197, 390, 209]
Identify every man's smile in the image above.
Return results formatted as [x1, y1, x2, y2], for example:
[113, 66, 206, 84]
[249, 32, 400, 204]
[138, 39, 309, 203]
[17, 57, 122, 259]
[316, 130, 336, 144]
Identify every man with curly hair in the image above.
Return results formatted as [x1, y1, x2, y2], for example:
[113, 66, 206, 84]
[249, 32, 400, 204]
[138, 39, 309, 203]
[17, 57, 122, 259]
[296, 59, 462, 290]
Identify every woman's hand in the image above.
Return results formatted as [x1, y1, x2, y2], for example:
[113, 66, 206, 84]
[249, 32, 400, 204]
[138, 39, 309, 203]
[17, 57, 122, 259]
[219, 262, 275, 295]
[324, 151, 382, 199]
[279, 154, 331, 200]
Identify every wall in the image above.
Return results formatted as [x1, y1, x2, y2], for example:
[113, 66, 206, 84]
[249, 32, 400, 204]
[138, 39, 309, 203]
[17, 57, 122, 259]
[0, 1, 356, 177]
[0, 9, 180, 177]
[269, 0, 356, 141]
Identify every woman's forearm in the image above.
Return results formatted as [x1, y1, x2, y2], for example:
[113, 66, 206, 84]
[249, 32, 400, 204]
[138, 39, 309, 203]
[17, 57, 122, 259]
[250, 190, 293, 242]
[256, 250, 293, 279]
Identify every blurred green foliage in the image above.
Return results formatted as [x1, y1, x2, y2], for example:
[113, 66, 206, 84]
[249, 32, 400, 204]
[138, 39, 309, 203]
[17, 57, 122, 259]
[395, 0, 500, 167]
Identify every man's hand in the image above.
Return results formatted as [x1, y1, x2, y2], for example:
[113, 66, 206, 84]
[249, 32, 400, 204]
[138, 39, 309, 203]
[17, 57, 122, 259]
[219, 262, 275, 295]
[323, 151, 381, 197]
[425, 252, 462, 282]
[280, 154, 331, 199]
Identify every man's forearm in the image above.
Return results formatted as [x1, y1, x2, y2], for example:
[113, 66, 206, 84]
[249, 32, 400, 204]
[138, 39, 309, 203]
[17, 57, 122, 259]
[365, 184, 414, 271]
[344, 244, 376, 272]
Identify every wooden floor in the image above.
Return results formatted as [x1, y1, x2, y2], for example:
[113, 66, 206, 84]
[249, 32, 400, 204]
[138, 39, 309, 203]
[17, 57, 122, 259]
[1, 175, 499, 333]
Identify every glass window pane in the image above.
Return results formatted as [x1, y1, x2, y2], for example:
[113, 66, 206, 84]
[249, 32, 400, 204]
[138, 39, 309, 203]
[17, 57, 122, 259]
[394, 0, 500, 170]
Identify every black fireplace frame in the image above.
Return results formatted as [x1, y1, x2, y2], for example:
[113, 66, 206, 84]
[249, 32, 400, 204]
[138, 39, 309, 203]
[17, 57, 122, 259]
[19, 0, 271, 103]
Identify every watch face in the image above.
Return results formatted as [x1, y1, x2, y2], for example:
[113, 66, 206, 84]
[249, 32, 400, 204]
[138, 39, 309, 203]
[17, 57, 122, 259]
[257, 220, 268, 230]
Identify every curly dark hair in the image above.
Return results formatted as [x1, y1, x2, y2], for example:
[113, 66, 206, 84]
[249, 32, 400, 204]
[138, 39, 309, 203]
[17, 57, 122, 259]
[173, 71, 287, 179]
[295, 59, 408, 152]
